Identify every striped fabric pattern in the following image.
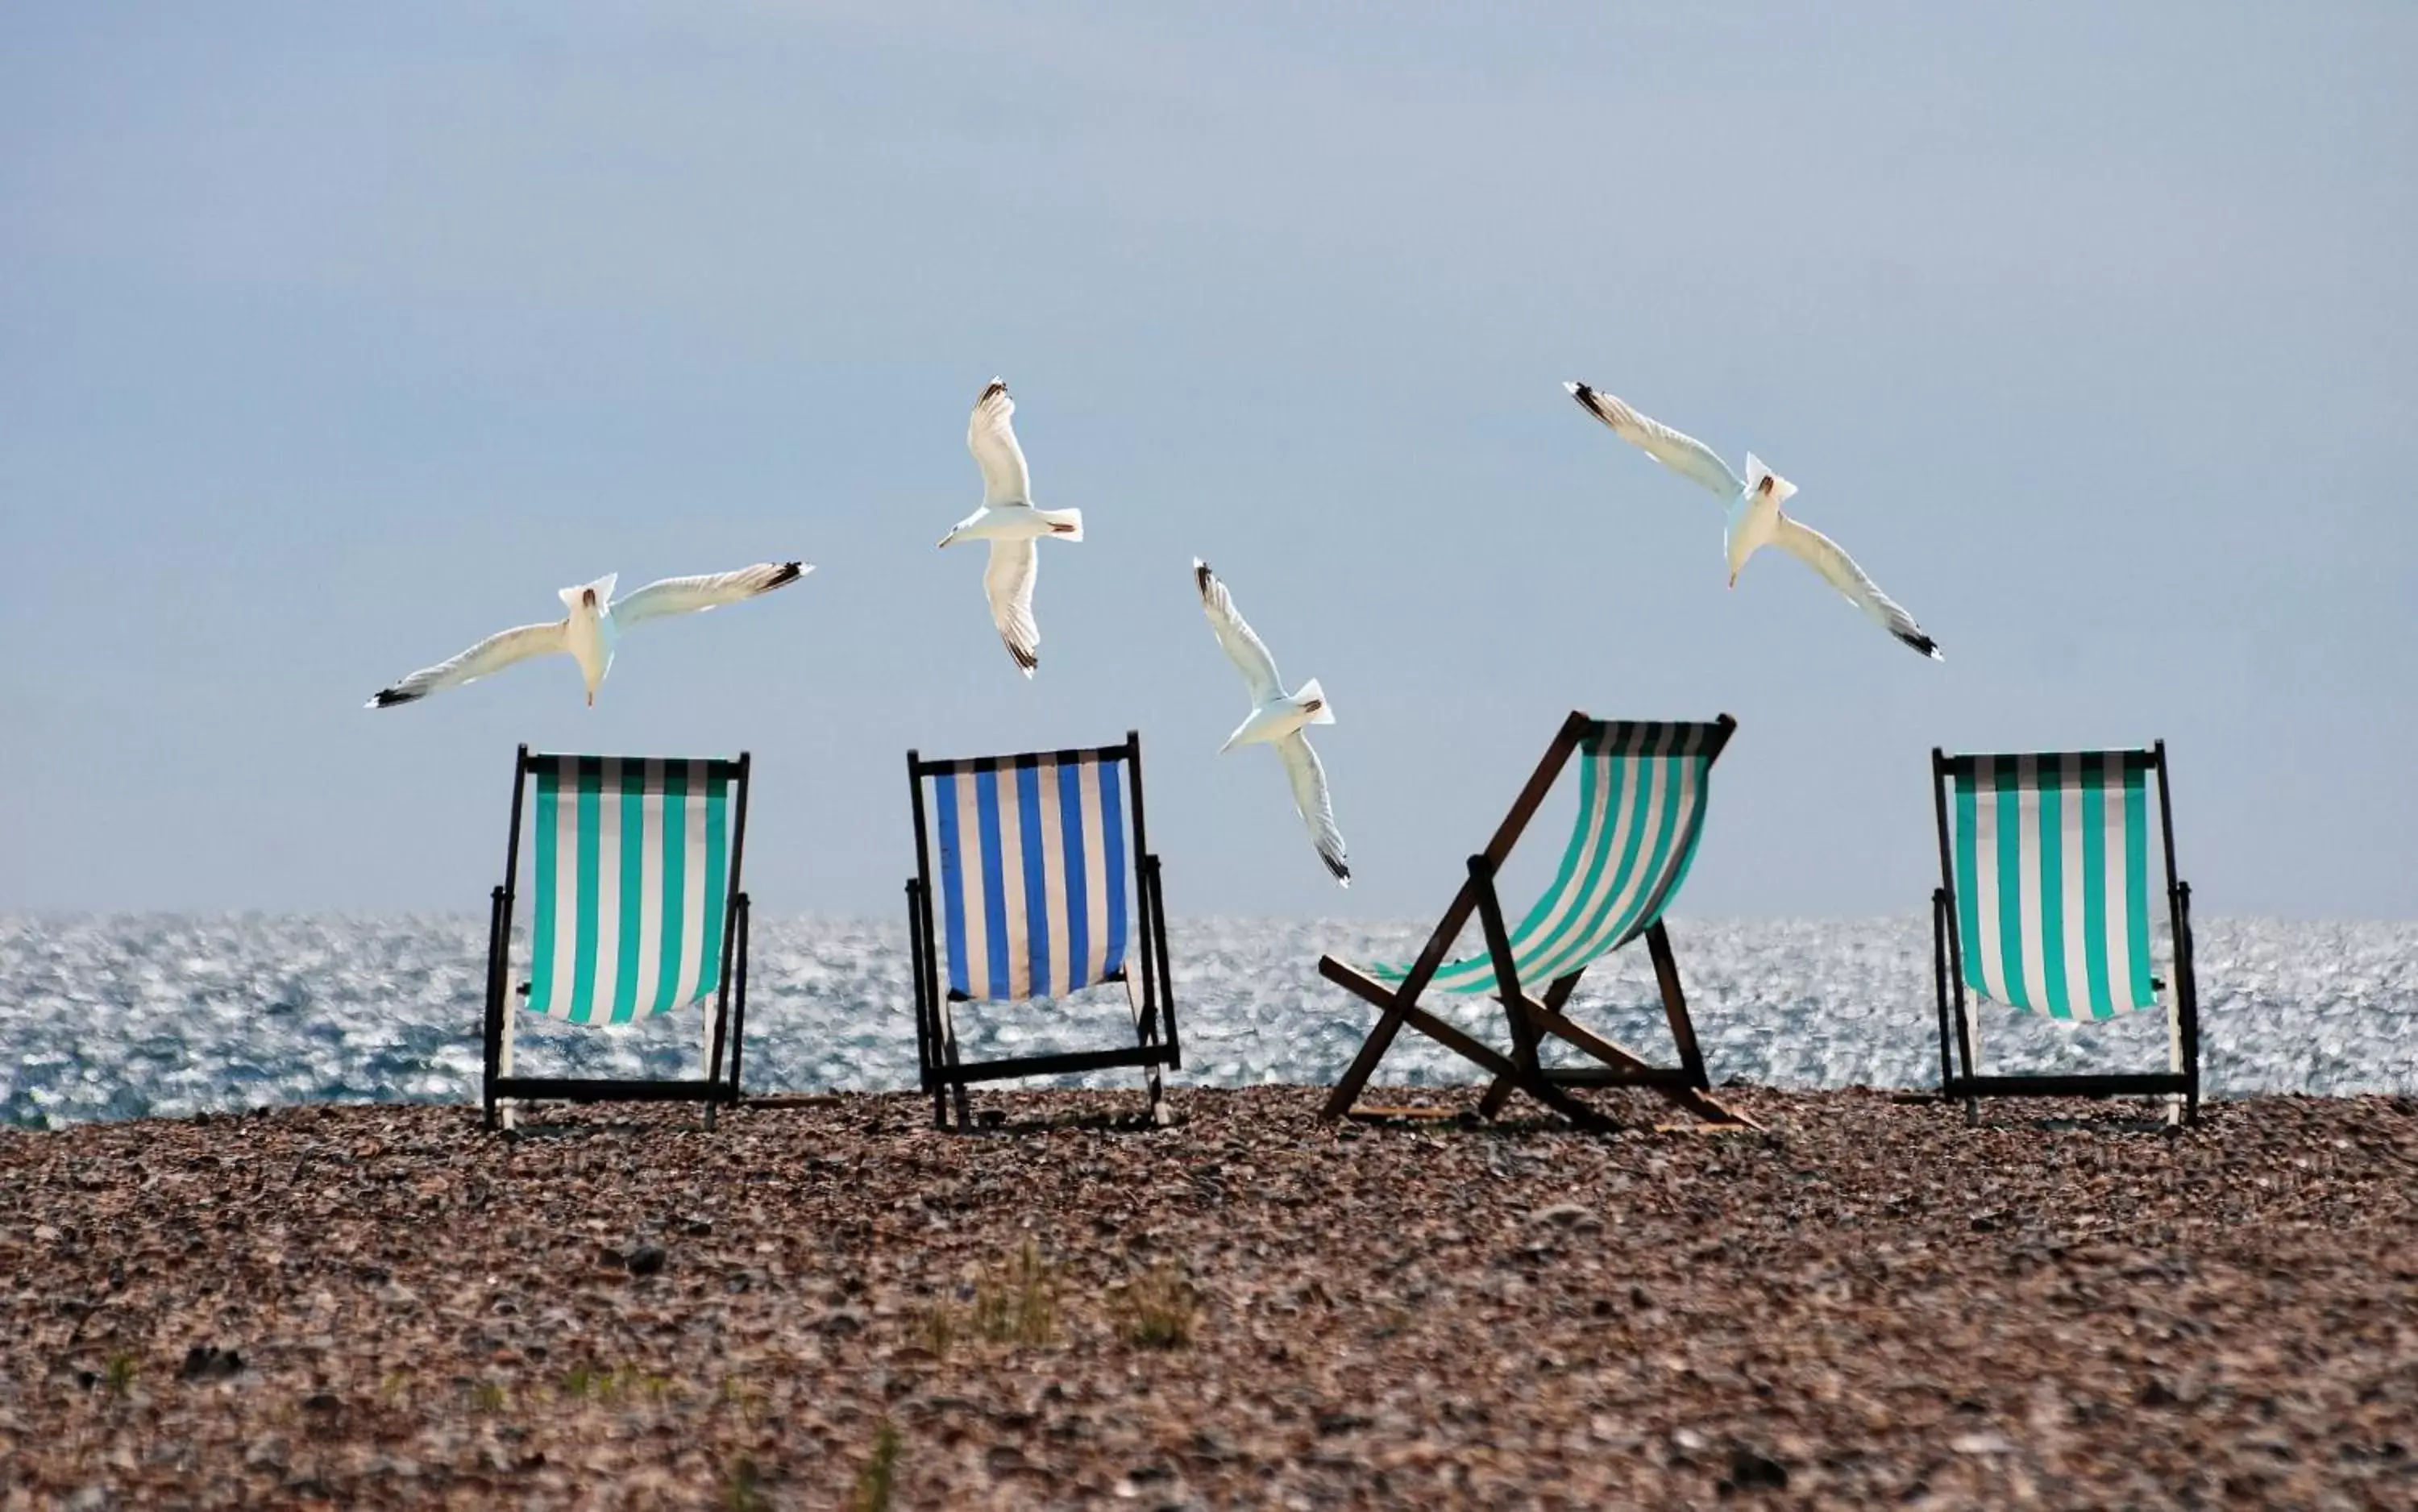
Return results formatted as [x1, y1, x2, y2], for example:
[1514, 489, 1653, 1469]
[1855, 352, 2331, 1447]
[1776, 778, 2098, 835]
[526, 756, 733, 1024]
[933, 755, 1129, 1001]
[1371, 721, 1721, 996]
[1951, 752, 2158, 1019]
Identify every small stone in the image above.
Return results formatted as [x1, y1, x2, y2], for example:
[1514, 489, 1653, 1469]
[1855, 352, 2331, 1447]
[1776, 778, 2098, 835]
[627, 1244, 667, 1277]
[1530, 1202, 1597, 1230]
[1725, 1446, 1789, 1491]
[179, 1345, 242, 1382]
[302, 1391, 341, 1414]
[1951, 1432, 2016, 1456]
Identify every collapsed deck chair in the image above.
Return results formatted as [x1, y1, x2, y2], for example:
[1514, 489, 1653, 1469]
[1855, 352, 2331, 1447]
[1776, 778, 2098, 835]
[1930, 742, 2200, 1124]
[904, 731, 1179, 1130]
[481, 746, 754, 1131]
[1320, 712, 1751, 1131]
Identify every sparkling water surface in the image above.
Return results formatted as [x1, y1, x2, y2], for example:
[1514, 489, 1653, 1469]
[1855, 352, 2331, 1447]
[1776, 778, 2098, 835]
[2, 916, 2412, 1129]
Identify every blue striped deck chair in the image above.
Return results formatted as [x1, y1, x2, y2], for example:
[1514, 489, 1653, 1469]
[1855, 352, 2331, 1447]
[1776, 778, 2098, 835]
[904, 731, 1179, 1131]
[1319, 712, 1751, 1131]
[1930, 742, 2200, 1124]
[480, 746, 754, 1131]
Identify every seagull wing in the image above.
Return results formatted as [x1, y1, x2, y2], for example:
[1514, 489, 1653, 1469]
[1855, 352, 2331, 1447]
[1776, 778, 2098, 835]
[1193, 559, 1284, 704]
[368, 620, 567, 708]
[610, 561, 810, 629]
[983, 538, 1041, 675]
[1565, 382, 1745, 501]
[1769, 515, 1944, 660]
[1275, 731, 1350, 886]
[967, 378, 1032, 506]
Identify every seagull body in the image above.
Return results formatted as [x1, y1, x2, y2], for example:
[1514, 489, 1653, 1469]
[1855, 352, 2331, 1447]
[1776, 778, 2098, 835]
[1564, 381, 1943, 661]
[1194, 559, 1349, 887]
[367, 561, 808, 709]
[937, 379, 1082, 676]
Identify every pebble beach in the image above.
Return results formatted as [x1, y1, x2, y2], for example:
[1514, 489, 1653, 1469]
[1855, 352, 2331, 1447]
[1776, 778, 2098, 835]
[6, 1085, 2416, 1508]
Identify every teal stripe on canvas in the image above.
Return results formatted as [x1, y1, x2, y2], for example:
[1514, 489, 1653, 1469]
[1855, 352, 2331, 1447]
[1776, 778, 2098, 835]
[2078, 760, 2113, 1018]
[1624, 753, 1712, 941]
[697, 770, 729, 1003]
[612, 766, 646, 1024]
[1368, 721, 1721, 996]
[1535, 729, 1659, 983]
[1954, 766, 1984, 1003]
[1991, 758, 2029, 1010]
[530, 769, 561, 1013]
[652, 761, 688, 1015]
[567, 760, 604, 1024]
[2121, 763, 2152, 1005]
[1508, 740, 1601, 945]
[2036, 766, 2071, 1019]
[1602, 750, 1686, 953]
[1508, 740, 1631, 986]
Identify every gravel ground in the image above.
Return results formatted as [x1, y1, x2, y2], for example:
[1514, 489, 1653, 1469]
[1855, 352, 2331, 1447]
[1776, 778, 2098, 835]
[4, 1086, 2416, 1509]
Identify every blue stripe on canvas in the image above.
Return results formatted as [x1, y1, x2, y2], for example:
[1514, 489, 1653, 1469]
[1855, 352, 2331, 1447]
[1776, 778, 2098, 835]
[975, 768, 1012, 999]
[1099, 758, 1128, 979]
[934, 771, 970, 998]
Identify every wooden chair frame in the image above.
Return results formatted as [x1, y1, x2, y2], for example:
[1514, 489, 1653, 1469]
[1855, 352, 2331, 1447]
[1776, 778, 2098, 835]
[480, 744, 753, 1132]
[904, 730, 1180, 1132]
[1930, 741, 2200, 1124]
[1319, 711, 1751, 1131]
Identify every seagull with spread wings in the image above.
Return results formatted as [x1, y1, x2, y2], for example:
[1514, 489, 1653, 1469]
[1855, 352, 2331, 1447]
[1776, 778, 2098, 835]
[1194, 559, 1349, 887]
[367, 561, 809, 709]
[936, 379, 1084, 677]
[1564, 381, 1943, 661]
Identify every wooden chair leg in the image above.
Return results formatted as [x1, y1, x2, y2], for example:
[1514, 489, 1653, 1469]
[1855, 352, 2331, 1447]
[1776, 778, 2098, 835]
[1645, 922, 1708, 1089]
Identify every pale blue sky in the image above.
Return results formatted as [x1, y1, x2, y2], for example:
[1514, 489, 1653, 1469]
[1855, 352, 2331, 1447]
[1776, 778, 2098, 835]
[2, 2, 2411, 920]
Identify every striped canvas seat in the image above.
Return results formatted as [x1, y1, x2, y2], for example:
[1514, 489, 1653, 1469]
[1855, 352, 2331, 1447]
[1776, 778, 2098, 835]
[1929, 742, 2200, 1122]
[480, 746, 755, 1130]
[1319, 712, 1751, 1130]
[1947, 752, 2157, 1019]
[1369, 721, 1721, 996]
[526, 755, 735, 1024]
[930, 754, 1130, 1002]
[905, 733, 1179, 1130]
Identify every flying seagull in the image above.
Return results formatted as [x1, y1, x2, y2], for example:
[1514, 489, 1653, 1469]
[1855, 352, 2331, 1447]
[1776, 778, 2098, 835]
[937, 379, 1084, 676]
[367, 561, 809, 708]
[1564, 381, 1943, 660]
[1194, 559, 1349, 886]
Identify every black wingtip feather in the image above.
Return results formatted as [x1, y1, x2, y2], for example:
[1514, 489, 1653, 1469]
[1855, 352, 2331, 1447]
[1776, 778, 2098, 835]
[1323, 852, 1352, 885]
[1896, 628, 1942, 660]
[1194, 559, 1214, 599]
[1004, 638, 1038, 673]
[977, 378, 1008, 405]
[766, 560, 804, 591]
[369, 687, 422, 709]
[1568, 380, 1602, 415]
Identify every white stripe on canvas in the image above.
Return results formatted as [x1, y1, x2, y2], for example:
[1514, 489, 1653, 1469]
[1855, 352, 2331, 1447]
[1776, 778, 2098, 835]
[1497, 741, 1622, 985]
[547, 756, 581, 1020]
[1034, 758, 1070, 996]
[2013, 755, 2047, 1015]
[2057, 754, 2091, 1016]
[635, 760, 666, 1016]
[1079, 761, 1111, 987]
[679, 762, 713, 1009]
[2100, 751, 2133, 1011]
[588, 759, 624, 1024]
[1542, 725, 1672, 982]
[995, 765, 1031, 998]
[953, 771, 991, 999]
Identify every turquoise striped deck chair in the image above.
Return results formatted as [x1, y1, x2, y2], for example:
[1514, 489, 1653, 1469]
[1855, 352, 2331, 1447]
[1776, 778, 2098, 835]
[904, 732, 1179, 1131]
[1930, 742, 2200, 1124]
[1320, 712, 1751, 1130]
[480, 746, 754, 1130]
